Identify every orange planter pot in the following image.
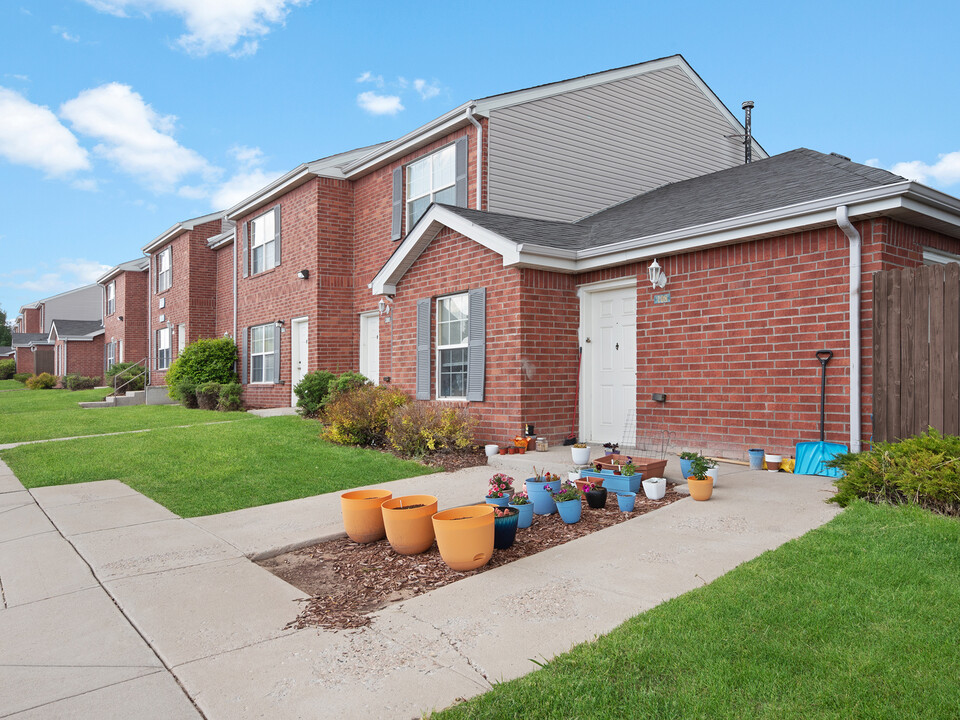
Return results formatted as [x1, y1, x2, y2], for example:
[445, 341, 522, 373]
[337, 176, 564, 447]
[340, 489, 392, 543]
[381, 495, 438, 555]
[687, 477, 714, 501]
[432, 505, 495, 571]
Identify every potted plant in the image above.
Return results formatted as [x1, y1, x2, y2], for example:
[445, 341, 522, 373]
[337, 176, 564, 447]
[526, 469, 561, 515]
[381, 495, 439, 554]
[485, 473, 514, 507]
[340, 489, 392, 543]
[706, 459, 719, 486]
[679, 451, 699, 480]
[686, 454, 713, 501]
[574, 474, 603, 494]
[432, 504, 495, 570]
[571, 442, 591, 465]
[492, 506, 520, 549]
[551, 480, 583, 524]
[583, 481, 607, 509]
[508, 491, 534, 529]
[641, 476, 666, 500]
[602, 442, 619, 455]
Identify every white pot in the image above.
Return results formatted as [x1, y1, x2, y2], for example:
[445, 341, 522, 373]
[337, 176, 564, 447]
[642, 477, 666, 500]
[765, 454, 782, 472]
[568, 471, 581, 482]
[571, 446, 591, 465]
[484, 444, 499, 457]
[707, 467, 719, 487]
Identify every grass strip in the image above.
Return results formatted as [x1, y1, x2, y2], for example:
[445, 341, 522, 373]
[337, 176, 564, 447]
[2, 415, 436, 517]
[433, 501, 960, 719]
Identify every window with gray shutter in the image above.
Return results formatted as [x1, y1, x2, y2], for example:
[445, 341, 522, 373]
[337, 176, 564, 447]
[240, 327, 248, 383]
[391, 166, 403, 241]
[415, 298, 431, 400]
[241, 223, 249, 278]
[273, 324, 281, 384]
[273, 206, 281, 266]
[455, 136, 468, 208]
[466, 287, 485, 401]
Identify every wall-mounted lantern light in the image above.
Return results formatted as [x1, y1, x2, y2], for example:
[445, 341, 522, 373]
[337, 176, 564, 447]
[378, 297, 392, 323]
[297, 269, 309, 279]
[647, 259, 668, 289]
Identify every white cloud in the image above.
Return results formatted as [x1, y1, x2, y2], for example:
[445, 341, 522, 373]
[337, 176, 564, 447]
[71, 178, 99, 191]
[0, 258, 111, 295]
[864, 158, 880, 168]
[52, 25, 80, 42]
[60, 82, 216, 192]
[211, 167, 283, 208]
[413, 78, 440, 100]
[891, 151, 960, 187]
[356, 71, 384, 87]
[0, 87, 91, 177]
[357, 91, 403, 116]
[6, 74, 30, 82]
[80, 0, 310, 57]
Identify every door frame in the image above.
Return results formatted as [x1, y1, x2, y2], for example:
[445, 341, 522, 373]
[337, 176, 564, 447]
[577, 276, 638, 443]
[359, 311, 380, 385]
[290, 316, 309, 406]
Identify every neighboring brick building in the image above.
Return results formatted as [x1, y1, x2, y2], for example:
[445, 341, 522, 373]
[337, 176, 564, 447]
[48, 320, 105, 381]
[98, 258, 150, 373]
[11, 333, 53, 375]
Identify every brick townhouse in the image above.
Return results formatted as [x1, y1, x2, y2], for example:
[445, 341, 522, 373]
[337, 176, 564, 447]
[98, 258, 150, 374]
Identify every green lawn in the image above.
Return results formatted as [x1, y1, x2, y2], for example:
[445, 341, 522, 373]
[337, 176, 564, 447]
[0, 379, 25, 390]
[434, 502, 960, 720]
[2, 415, 436, 516]
[0, 386, 257, 443]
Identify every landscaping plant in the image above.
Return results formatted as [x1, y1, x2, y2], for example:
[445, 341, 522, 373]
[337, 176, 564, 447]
[322, 384, 409, 447]
[551, 480, 583, 502]
[385, 401, 474, 457]
[64, 374, 99, 391]
[0, 358, 15, 380]
[217, 382, 243, 412]
[13, 373, 30, 384]
[293, 369, 337, 418]
[166, 337, 238, 403]
[105, 362, 145, 394]
[25, 372, 56, 390]
[195, 382, 221, 410]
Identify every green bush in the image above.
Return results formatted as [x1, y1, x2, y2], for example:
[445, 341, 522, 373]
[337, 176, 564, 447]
[0, 358, 15, 380]
[174, 379, 199, 408]
[323, 385, 410, 447]
[64, 374, 99, 391]
[294, 369, 337, 418]
[105, 362, 145, 394]
[13, 373, 29, 384]
[217, 382, 243, 412]
[196, 382, 221, 411]
[166, 338, 238, 401]
[328, 370, 371, 399]
[829, 428, 960, 516]
[25, 372, 57, 390]
[386, 402, 475, 457]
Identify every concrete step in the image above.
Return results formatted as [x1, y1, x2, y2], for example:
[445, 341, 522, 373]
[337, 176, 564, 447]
[145, 386, 177, 406]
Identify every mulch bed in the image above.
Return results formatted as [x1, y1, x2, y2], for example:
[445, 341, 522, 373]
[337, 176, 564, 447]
[258, 484, 683, 631]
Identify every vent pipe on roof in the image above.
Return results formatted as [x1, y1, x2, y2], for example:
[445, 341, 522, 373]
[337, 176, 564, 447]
[742, 101, 755, 164]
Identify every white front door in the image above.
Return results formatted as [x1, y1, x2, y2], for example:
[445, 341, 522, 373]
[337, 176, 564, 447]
[581, 281, 637, 444]
[290, 317, 309, 405]
[359, 312, 380, 385]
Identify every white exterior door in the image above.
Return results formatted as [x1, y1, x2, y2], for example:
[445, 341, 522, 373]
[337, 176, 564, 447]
[290, 317, 309, 405]
[359, 312, 380, 385]
[581, 281, 637, 444]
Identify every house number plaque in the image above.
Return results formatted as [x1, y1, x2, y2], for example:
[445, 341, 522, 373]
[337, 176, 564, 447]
[653, 292, 671, 305]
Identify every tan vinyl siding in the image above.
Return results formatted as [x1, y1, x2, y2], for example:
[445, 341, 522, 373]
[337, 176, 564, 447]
[40, 285, 104, 332]
[487, 65, 761, 222]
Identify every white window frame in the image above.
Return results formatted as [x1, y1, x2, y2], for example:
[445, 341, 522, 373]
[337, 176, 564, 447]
[106, 341, 116, 369]
[406, 144, 456, 230]
[156, 327, 171, 370]
[106, 282, 116, 316]
[249, 208, 279, 275]
[435, 293, 469, 400]
[157, 247, 172, 293]
[177, 323, 187, 355]
[249, 323, 276, 384]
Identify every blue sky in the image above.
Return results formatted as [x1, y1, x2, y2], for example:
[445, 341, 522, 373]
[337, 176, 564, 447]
[1, 0, 958, 320]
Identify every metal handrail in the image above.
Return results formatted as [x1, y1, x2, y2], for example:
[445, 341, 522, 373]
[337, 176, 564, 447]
[112, 358, 148, 396]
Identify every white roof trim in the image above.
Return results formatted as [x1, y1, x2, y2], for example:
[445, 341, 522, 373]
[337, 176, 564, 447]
[226, 165, 312, 220]
[142, 211, 224, 253]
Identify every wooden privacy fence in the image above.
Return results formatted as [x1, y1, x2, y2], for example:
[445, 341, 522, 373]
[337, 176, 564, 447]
[873, 263, 960, 442]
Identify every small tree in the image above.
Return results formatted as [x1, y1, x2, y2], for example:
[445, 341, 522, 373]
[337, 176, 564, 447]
[166, 338, 238, 403]
[0, 305, 11, 347]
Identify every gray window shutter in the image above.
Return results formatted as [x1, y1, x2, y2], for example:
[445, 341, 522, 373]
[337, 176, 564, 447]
[415, 298, 431, 400]
[455, 136, 468, 208]
[466, 287, 485, 402]
[273, 324, 281, 384]
[241, 222, 249, 278]
[240, 327, 248, 384]
[273, 206, 281, 267]
[391, 166, 403, 241]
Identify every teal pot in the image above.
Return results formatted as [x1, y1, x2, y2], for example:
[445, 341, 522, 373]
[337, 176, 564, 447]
[616, 492, 637, 512]
[525, 479, 557, 515]
[508, 502, 534, 529]
[493, 507, 520, 549]
[680, 458, 693, 479]
[748, 448, 764, 471]
[555, 498, 582, 524]
[602, 474, 643, 494]
[485, 495, 510, 507]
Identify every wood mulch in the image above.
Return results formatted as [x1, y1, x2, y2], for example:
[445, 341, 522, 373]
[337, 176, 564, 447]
[258, 484, 683, 631]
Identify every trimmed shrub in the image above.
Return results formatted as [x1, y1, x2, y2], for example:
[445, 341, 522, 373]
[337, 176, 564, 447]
[105, 362, 145, 394]
[0, 358, 15, 380]
[386, 402, 475, 457]
[64, 374, 99, 391]
[26, 372, 57, 390]
[196, 382, 221, 411]
[322, 385, 410, 447]
[166, 338, 238, 402]
[829, 428, 960, 516]
[218, 382, 243, 412]
[174, 379, 199, 408]
[13, 373, 30, 384]
[328, 370, 371, 400]
[294, 369, 337, 418]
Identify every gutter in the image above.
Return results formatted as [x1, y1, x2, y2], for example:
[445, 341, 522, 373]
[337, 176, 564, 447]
[465, 104, 483, 209]
[836, 206, 862, 453]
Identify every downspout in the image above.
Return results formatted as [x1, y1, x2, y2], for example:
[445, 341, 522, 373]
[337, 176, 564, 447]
[465, 103, 483, 210]
[146, 252, 152, 387]
[836, 206, 862, 453]
[233, 231, 238, 340]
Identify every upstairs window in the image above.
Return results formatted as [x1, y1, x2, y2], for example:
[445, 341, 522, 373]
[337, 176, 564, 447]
[246, 207, 281, 276]
[157, 247, 172, 293]
[106, 282, 116, 315]
[407, 145, 457, 229]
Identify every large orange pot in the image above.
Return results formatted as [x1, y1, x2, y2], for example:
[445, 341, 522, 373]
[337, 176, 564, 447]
[687, 477, 714, 501]
[340, 489, 392, 543]
[381, 495, 438, 555]
[432, 505, 495, 571]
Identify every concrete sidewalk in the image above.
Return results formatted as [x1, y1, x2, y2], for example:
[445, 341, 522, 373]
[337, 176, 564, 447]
[1, 450, 840, 719]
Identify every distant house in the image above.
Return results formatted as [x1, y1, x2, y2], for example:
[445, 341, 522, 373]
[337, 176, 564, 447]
[48, 320, 105, 381]
[15, 284, 103, 334]
[0, 346, 15, 360]
[98, 257, 150, 372]
[11, 333, 53, 376]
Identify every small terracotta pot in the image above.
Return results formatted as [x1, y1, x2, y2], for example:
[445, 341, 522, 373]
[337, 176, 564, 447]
[340, 489, 392, 543]
[381, 495, 438, 555]
[687, 477, 713, 501]
[498, 448, 507, 455]
[432, 505, 495, 570]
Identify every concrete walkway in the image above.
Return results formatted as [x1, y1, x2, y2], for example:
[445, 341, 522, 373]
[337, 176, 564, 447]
[0, 449, 840, 719]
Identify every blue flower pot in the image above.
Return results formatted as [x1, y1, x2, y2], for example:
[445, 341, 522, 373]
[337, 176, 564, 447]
[485, 495, 510, 507]
[493, 508, 520, 549]
[616, 492, 637, 512]
[508, 502, 534, 528]
[748, 449, 764, 471]
[602, 474, 643, 494]
[680, 458, 693, 479]
[525, 480, 557, 515]
[555, 498, 582, 524]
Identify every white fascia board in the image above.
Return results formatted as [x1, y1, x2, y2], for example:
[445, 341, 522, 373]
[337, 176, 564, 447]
[142, 210, 224, 253]
[207, 229, 236, 249]
[97, 260, 146, 285]
[225, 164, 312, 220]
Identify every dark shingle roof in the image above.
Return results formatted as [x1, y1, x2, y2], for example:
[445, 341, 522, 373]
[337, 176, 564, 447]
[11, 333, 48, 346]
[0, 346, 13, 356]
[52, 320, 103, 338]
[441, 149, 906, 251]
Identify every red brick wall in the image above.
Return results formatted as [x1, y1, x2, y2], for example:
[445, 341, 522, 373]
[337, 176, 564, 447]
[20, 308, 41, 333]
[103, 270, 149, 367]
[316, 177, 357, 373]
[214, 242, 235, 339]
[15, 346, 35, 375]
[57, 336, 105, 381]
